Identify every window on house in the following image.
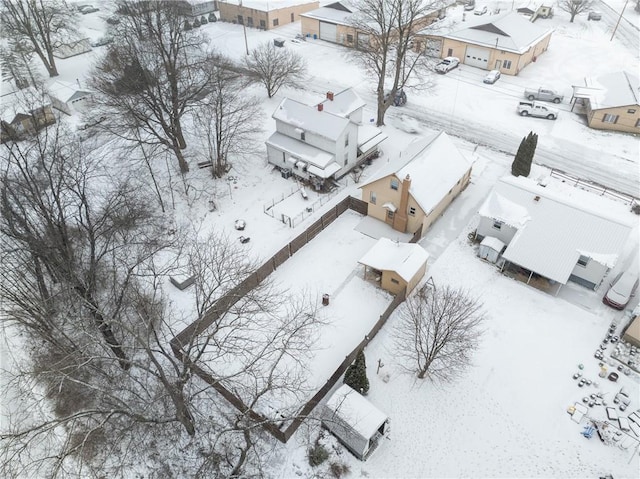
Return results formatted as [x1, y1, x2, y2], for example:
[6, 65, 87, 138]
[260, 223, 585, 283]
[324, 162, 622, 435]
[346, 34, 353, 43]
[603, 113, 618, 124]
[390, 278, 400, 285]
[390, 178, 399, 190]
[627, 108, 636, 114]
[300, 131, 305, 141]
[409, 207, 416, 216]
[636, 118, 640, 128]
[503, 60, 512, 69]
[344, 153, 348, 166]
[447, 48, 453, 56]
[387, 210, 394, 219]
[345, 135, 349, 147]
[273, 18, 279, 27]
[492, 220, 503, 230]
[577, 255, 590, 267]
[237, 15, 243, 24]
[370, 191, 377, 204]
[282, 152, 286, 163]
[247, 17, 253, 26]
[260, 19, 266, 29]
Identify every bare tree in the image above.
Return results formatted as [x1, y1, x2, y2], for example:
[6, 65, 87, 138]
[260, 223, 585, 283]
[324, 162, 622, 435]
[393, 281, 485, 381]
[0, 0, 77, 78]
[245, 41, 307, 98]
[90, 1, 213, 173]
[350, 0, 439, 126]
[193, 64, 263, 178]
[556, 0, 593, 22]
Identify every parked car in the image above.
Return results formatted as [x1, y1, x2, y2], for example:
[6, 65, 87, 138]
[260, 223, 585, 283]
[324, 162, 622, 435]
[524, 87, 564, 103]
[588, 11, 602, 20]
[464, 0, 476, 11]
[76, 4, 93, 11]
[81, 7, 99, 14]
[474, 6, 488, 15]
[435, 56, 460, 74]
[483, 70, 501, 84]
[91, 36, 113, 47]
[106, 16, 121, 25]
[384, 89, 407, 106]
[517, 101, 559, 120]
[603, 271, 639, 310]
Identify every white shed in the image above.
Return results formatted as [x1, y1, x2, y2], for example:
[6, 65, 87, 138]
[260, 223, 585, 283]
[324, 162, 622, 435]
[321, 384, 389, 460]
[478, 236, 505, 264]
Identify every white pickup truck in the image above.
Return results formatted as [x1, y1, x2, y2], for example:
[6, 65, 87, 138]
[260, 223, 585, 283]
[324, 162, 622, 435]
[517, 101, 559, 120]
[523, 87, 564, 103]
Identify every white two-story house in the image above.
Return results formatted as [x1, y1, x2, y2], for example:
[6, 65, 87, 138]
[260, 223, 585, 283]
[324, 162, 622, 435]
[266, 88, 386, 190]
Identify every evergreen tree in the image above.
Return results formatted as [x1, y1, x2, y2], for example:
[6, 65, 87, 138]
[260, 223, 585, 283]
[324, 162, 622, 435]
[344, 350, 370, 395]
[511, 131, 538, 177]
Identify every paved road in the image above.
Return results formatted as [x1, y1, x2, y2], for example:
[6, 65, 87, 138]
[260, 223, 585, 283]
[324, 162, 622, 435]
[596, 0, 640, 57]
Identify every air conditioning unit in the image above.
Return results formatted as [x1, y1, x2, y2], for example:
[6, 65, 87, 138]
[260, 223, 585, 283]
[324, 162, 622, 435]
[281, 168, 292, 179]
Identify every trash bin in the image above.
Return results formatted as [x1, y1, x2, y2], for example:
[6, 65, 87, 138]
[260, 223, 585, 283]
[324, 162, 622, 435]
[274, 38, 285, 47]
[322, 294, 330, 306]
[313, 34, 317, 39]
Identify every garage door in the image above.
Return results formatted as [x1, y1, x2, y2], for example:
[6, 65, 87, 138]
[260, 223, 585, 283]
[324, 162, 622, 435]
[465, 46, 490, 69]
[319, 21, 337, 42]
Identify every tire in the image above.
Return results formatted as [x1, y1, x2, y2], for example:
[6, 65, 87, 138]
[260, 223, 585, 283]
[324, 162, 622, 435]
[553, 98, 561, 104]
[520, 111, 529, 116]
[527, 95, 535, 101]
[547, 114, 556, 120]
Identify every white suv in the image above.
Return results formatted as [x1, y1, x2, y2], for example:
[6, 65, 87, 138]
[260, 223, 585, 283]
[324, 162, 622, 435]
[435, 57, 460, 74]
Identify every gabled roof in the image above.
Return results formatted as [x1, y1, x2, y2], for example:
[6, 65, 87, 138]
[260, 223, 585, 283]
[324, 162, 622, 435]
[360, 131, 472, 215]
[444, 11, 553, 53]
[47, 80, 93, 103]
[300, 1, 356, 24]
[581, 71, 640, 110]
[479, 176, 633, 284]
[321, 88, 365, 118]
[359, 238, 429, 282]
[273, 97, 350, 141]
[325, 384, 388, 439]
[0, 87, 51, 122]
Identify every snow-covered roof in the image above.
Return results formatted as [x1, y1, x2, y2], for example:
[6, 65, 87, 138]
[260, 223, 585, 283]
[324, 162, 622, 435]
[480, 236, 505, 252]
[0, 87, 51, 122]
[358, 125, 387, 152]
[47, 80, 93, 103]
[480, 176, 634, 284]
[361, 131, 471, 214]
[359, 237, 429, 282]
[221, 0, 318, 11]
[444, 12, 553, 54]
[272, 97, 350, 141]
[624, 314, 640, 345]
[581, 71, 640, 110]
[266, 131, 334, 168]
[321, 88, 365, 118]
[325, 384, 388, 439]
[300, 2, 355, 24]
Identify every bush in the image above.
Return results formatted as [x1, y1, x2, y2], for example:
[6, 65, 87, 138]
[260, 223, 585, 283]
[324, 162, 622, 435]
[184, 20, 191, 31]
[208, 12, 217, 22]
[308, 442, 329, 467]
[193, 18, 200, 27]
[329, 461, 351, 478]
[200, 15, 208, 24]
[343, 349, 369, 395]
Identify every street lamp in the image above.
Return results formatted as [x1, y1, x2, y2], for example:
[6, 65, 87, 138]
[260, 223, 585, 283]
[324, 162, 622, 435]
[611, 0, 630, 42]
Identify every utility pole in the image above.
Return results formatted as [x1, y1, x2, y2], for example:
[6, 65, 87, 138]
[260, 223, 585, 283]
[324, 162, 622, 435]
[240, 0, 249, 54]
[611, 0, 630, 41]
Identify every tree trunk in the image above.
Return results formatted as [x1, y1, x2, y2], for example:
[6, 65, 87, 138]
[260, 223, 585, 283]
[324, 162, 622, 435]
[570, 13, 576, 22]
[173, 142, 190, 173]
[170, 386, 196, 436]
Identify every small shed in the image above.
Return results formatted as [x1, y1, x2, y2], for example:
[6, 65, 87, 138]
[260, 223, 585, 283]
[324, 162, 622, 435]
[478, 236, 505, 264]
[623, 314, 640, 348]
[358, 238, 429, 297]
[321, 384, 388, 460]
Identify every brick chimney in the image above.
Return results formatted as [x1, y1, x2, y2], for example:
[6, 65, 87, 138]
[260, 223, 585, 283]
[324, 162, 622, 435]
[326, 91, 334, 101]
[317, 103, 323, 111]
[393, 174, 411, 233]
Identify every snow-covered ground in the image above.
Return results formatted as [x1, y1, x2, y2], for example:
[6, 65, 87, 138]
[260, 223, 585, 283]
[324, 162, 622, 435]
[2, 1, 640, 477]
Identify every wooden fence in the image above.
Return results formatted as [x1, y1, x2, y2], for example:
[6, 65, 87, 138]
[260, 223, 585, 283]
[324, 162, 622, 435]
[171, 195, 399, 444]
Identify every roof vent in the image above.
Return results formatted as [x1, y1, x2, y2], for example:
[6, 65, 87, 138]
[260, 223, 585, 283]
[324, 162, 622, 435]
[534, 195, 540, 202]
[317, 103, 323, 111]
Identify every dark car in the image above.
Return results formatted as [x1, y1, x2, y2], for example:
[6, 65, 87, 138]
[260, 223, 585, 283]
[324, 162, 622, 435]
[384, 89, 407, 107]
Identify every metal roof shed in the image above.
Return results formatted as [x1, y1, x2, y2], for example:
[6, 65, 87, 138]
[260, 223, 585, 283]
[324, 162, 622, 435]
[321, 384, 389, 460]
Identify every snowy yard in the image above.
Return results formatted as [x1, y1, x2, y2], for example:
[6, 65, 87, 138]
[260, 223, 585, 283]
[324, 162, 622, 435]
[2, 0, 639, 477]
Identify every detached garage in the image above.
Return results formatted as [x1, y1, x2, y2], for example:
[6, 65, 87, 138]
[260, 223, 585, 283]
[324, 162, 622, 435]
[439, 12, 553, 75]
[322, 384, 389, 461]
